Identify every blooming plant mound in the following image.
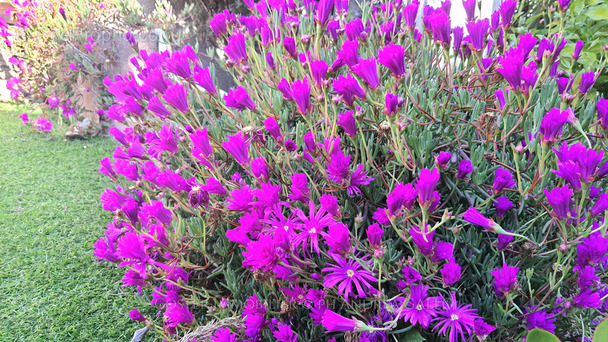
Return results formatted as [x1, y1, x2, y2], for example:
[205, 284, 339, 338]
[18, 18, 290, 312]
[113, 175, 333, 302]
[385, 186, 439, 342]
[4, 0, 143, 135]
[95, 0, 608, 341]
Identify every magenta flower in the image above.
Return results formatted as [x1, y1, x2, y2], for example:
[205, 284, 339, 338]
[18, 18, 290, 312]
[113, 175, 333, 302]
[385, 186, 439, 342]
[553, 142, 604, 185]
[125, 32, 136, 47]
[288, 173, 309, 202]
[336, 39, 360, 68]
[222, 132, 250, 165]
[320, 194, 340, 217]
[499, 0, 517, 27]
[345, 18, 367, 41]
[402, 284, 442, 328]
[164, 51, 191, 79]
[493, 167, 516, 194]
[452, 27, 464, 53]
[463, 0, 476, 21]
[539, 108, 570, 144]
[435, 151, 451, 170]
[441, 259, 462, 286]
[283, 36, 297, 59]
[224, 33, 247, 63]
[558, 0, 571, 12]
[518, 32, 538, 58]
[293, 201, 334, 255]
[463, 207, 499, 232]
[497, 47, 525, 90]
[147, 96, 171, 118]
[352, 58, 379, 89]
[225, 86, 256, 111]
[164, 303, 194, 327]
[273, 323, 297, 342]
[314, 0, 334, 25]
[337, 110, 356, 137]
[48, 95, 60, 108]
[377, 43, 406, 77]
[264, 117, 283, 142]
[117, 232, 148, 262]
[322, 253, 376, 302]
[433, 292, 479, 342]
[415, 168, 440, 207]
[579, 71, 595, 93]
[466, 19, 489, 51]
[322, 309, 366, 332]
[333, 74, 365, 106]
[544, 185, 572, 220]
[572, 40, 584, 60]
[148, 124, 180, 157]
[304, 131, 317, 152]
[457, 160, 474, 179]
[164, 83, 189, 113]
[211, 327, 237, 342]
[327, 20, 341, 41]
[409, 224, 435, 256]
[429, 11, 451, 46]
[310, 60, 328, 88]
[525, 306, 556, 333]
[384, 91, 402, 116]
[19, 112, 29, 125]
[291, 78, 311, 115]
[142, 200, 173, 225]
[251, 158, 268, 180]
[402, 265, 422, 284]
[277, 78, 293, 100]
[324, 222, 351, 255]
[474, 319, 496, 338]
[189, 127, 213, 163]
[491, 264, 519, 297]
[387, 182, 417, 216]
[226, 185, 253, 212]
[577, 146, 604, 183]
[366, 223, 383, 249]
[495, 88, 508, 110]
[209, 12, 227, 38]
[495, 195, 513, 218]
[34, 117, 53, 132]
[142, 68, 169, 94]
[402, 2, 418, 30]
[348, 164, 374, 196]
[596, 98, 608, 129]
[590, 193, 608, 216]
[242, 234, 279, 271]
[266, 51, 275, 69]
[577, 232, 608, 267]
[129, 308, 146, 322]
[194, 66, 217, 95]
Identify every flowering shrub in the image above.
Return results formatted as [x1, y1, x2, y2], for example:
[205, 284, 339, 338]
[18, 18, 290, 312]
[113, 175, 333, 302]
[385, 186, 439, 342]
[4, 0, 147, 135]
[94, 0, 608, 341]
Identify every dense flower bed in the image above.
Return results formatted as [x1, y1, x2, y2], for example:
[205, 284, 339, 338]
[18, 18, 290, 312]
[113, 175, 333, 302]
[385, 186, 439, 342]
[94, 0, 608, 341]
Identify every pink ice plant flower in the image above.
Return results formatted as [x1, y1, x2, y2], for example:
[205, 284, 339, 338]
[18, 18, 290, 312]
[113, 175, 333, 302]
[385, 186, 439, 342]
[322, 253, 377, 303]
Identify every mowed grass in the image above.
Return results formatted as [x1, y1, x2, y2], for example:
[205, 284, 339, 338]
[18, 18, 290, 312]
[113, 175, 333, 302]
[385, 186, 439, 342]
[0, 103, 143, 341]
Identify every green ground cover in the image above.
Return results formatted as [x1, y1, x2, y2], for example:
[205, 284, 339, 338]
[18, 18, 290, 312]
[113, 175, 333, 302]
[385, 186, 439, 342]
[0, 104, 143, 341]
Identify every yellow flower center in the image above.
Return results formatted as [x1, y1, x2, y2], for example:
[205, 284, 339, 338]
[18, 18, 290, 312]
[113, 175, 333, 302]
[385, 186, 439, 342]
[416, 304, 423, 310]
[309, 227, 316, 234]
[346, 269, 355, 278]
[451, 314, 459, 321]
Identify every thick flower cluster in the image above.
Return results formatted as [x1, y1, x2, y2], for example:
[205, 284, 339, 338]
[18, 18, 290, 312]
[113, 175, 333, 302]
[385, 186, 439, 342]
[93, 0, 608, 341]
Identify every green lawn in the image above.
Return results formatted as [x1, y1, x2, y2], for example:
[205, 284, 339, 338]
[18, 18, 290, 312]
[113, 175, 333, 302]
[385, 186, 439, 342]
[0, 103, 143, 341]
